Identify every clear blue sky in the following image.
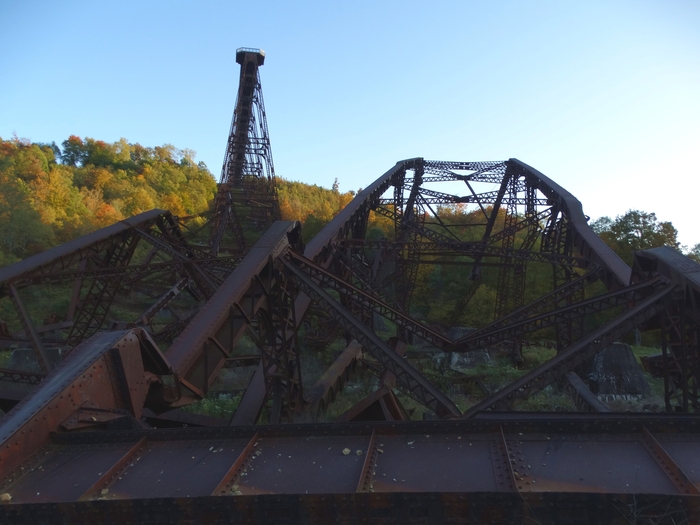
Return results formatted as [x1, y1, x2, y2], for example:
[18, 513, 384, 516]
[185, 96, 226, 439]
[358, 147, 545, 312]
[1, 0, 698, 247]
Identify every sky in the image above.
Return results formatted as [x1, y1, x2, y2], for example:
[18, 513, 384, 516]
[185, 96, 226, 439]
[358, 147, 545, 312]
[1, 0, 699, 247]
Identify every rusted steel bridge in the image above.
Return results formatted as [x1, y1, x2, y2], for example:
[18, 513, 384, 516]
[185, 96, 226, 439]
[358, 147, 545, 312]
[1, 48, 699, 524]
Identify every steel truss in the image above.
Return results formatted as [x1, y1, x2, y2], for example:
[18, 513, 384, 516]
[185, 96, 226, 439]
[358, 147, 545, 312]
[1, 156, 697, 424]
[0, 210, 225, 391]
[635, 247, 700, 411]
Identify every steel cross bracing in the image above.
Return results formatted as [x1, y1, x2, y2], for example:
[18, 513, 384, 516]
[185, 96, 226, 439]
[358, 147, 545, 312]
[451, 275, 666, 354]
[1, 157, 697, 421]
[461, 282, 676, 416]
[634, 247, 700, 412]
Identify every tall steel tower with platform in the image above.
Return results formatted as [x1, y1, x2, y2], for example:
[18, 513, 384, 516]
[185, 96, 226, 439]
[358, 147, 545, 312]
[210, 48, 281, 256]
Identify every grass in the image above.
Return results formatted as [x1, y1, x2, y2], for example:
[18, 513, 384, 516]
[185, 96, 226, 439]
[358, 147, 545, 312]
[514, 386, 576, 411]
[448, 345, 569, 412]
[180, 393, 242, 419]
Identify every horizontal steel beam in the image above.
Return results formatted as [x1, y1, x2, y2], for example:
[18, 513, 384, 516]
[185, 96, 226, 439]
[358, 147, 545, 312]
[2, 415, 700, 513]
[0, 209, 166, 295]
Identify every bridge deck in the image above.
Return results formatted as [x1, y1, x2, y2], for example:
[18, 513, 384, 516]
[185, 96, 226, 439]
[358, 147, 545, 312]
[3, 416, 700, 504]
[2, 417, 700, 523]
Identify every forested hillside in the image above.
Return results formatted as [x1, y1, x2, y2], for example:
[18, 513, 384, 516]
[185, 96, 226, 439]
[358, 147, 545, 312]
[0, 136, 217, 266]
[0, 136, 361, 266]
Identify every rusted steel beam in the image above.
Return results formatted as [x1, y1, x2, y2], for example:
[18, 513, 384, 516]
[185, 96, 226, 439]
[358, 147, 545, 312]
[452, 276, 664, 353]
[211, 432, 260, 495]
[66, 258, 87, 321]
[284, 256, 460, 418]
[456, 268, 601, 344]
[65, 230, 142, 346]
[342, 238, 592, 267]
[564, 371, 611, 412]
[0, 329, 175, 474]
[304, 161, 412, 264]
[508, 159, 631, 289]
[6, 258, 236, 288]
[134, 277, 189, 326]
[493, 426, 518, 492]
[381, 185, 550, 207]
[255, 265, 304, 424]
[78, 437, 149, 501]
[288, 251, 451, 350]
[0, 209, 165, 296]
[4, 415, 700, 513]
[166, 221, 302, 400]
[641, 427, 700, 495]
[8, 284, 52, 373]
[355, 429, 377, 492]
[304, 341, 363, 417]
[135, 228, 218, 300]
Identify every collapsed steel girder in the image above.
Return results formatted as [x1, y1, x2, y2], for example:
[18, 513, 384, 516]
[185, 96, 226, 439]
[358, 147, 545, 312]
[283, 255, 461, 418]
[462, 283, 675, 416]
[1, 157, 696, 422]
[452, 275, 666, 353]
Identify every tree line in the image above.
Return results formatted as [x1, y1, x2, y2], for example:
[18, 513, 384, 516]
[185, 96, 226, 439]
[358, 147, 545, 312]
[0, 136, 383, 268]
[0, 135, 217, 266]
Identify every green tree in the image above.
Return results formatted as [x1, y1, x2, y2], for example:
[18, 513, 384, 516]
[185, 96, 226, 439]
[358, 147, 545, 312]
[0, 143, 53, 258]
[60, 135, 87, 166]
[84, 138, 117, 167]
[591, 210, 679, 265]
[687, 243, 700, 263]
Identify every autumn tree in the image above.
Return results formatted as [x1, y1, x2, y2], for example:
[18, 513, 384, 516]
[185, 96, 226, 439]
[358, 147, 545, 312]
[0, 135, 218, 264]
